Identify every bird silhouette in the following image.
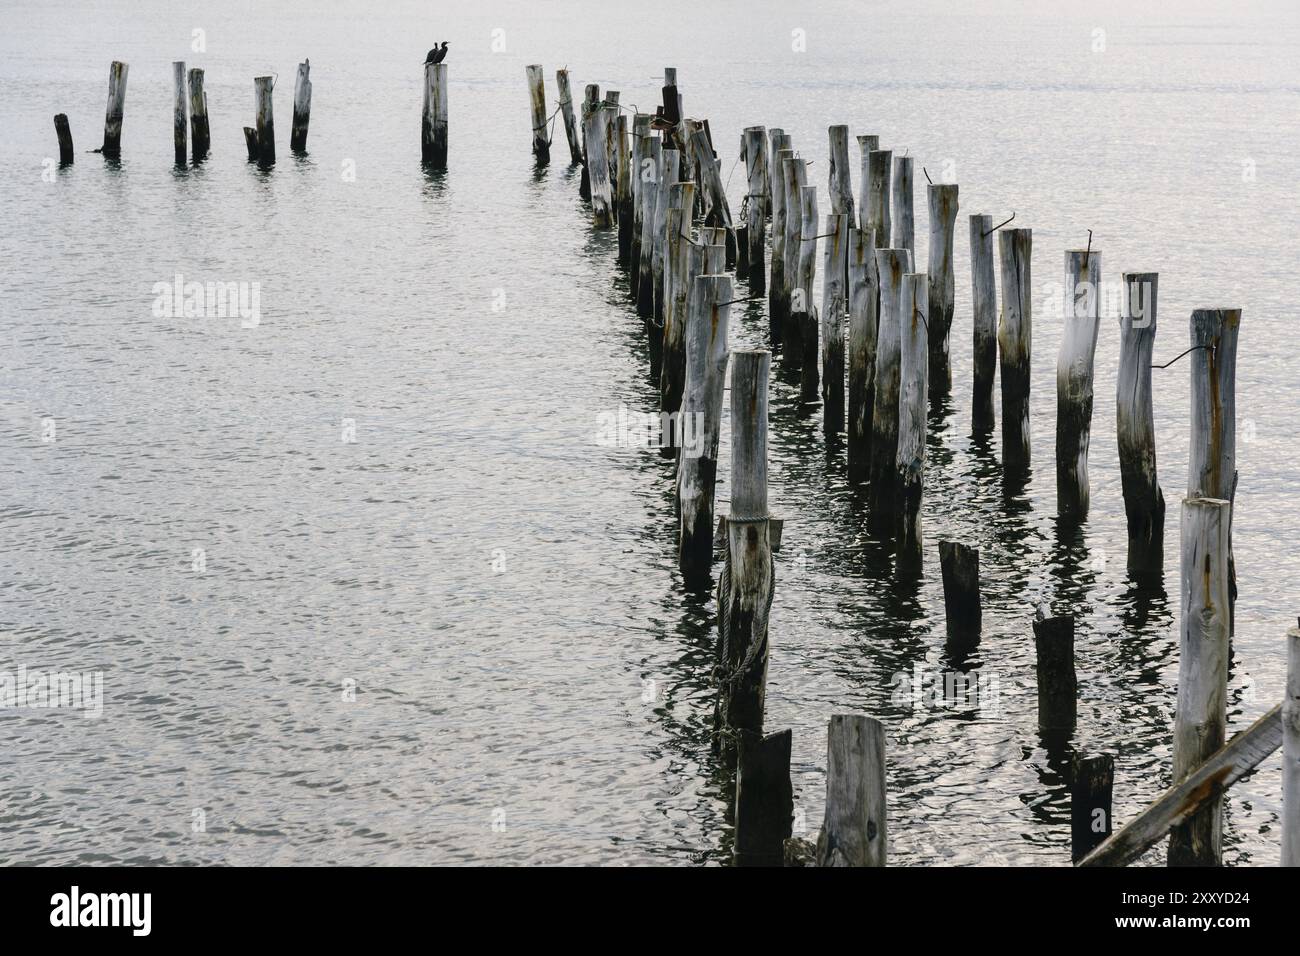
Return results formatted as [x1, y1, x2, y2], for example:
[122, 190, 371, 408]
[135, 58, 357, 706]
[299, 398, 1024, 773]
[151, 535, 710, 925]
[425, 42, 449, 65]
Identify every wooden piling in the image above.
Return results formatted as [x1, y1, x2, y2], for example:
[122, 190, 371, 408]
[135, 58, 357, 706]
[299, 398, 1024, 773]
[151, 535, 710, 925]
[602, 91, 619, 207]
[53, 114, 74, 165]
[938, 541, 980, 650]
[796, 185, 820, 401]
[629, 116, 650, 286]
[1071, 753, 1114, 863]
[782, 156, 808, 365]
[583, 102, 613, 226]
[735, 729, 794, 867]
[421, 61, 447, 168]
[555, 69, 583, 165]
[828, 125, 855, 222]
[1117, 273, 1164, 575]
[172, 61, 188, 165]
[652, 148, 679, 323]
[1032, 606, 1076, 735]
[770, 143, 795, 347]
[925, 184, 959, 396]
[187, 68, 210, 162]
[690, 128, 735, 268]
[743, 126, 767, 294]
[1057, 249, 1102, 518]
[767, 128, 784, 221]
[969, 214, 997, 433]
[243, 127, 258, 161]
[1169, 497, 1231, 866]
[890, 155, 914, 253]
[815, 714, 886, 867]
[578, 84, 598, 200]
[867, 248, 911, 534]
[847, 226, 878, 484]
[822, 213, 849, 432]
[1188, 307, 1241, 632]
[254, 75, 275, 167]
[714, 350, 774, 766]
[662, 182, 698, 448]
[855, 135, 879, 232]
[866, 150, 892, 253]
[291, 59, 313, 154]
[1284, 621, 1300, 867]
[678, 273, 731, 584]
[998, 228, 1033, 473]
[636, 136, 662, 319]
[616, 115, 633, 266]
[525, 64, 549, 162]
[896, 273, 929, 570]
[100, 60, 128, 158]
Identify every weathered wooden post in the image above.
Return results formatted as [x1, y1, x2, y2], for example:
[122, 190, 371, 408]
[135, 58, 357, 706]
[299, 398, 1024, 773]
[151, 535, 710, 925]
[714, 350, 774, 767]
[242, 127, 258, 161]
[925, 184, 959, 395]
[815, 714, 886, 867]
[891, 155, 914, 253]
[969, 214, 997, 433]
[254, 76, 275, 168]
[583, 103, 613, 226]
[896, 273, 929, 571]
[652, 148, 679, 322]
[770, 143, 795, 347]
[172, 61, 188, 165]
[796, 185, 820, 401]
[743, 126, 767, 294]
[1188, 308, 1241, 633]
[421, 60, 447, 168]
[555, 69, 583, 165]
[735, 729, 793, 867]
[828, 125, 855, 223]
[1032, 606, 1076, 735]
[678, 273, 731, 584]
[602, 91, 619, 207]
[662, 182, 698, 451]
[100, 60, 128, 158]
[1169, 497, 1232, 866]
[822, 212, 849, 432]
[782, 157, 808, 365]
[1057, 249, 1102, 518]
[938, 541, 981, 650]
[53, 114, 74, 165]
[855, 136, 879, 231]
[615, 115, 633, 265]
[578, 84, 598, 200]
[867, 248, 911, 534]
[187, 68, 210, 162]
[767, 128, 784, 220]
[690, 128, 735, 266]
[1284, 620, 1300, 867]
[866, 150, 892, 252]
[291, 59, 313, 153]
[636, 137, 662, 319]
[629, 117, 650, 287]
[847, 226, 878, 484]
[1117, 273, 1164, 575]
[525, 64, 549, 162]
[998, 228, 1033, 473]
[1071, 753, 1114, 863]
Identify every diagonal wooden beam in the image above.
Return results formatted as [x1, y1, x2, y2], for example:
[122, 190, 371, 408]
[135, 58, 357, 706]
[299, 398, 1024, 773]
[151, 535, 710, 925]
[1078, 704, 1281, 867]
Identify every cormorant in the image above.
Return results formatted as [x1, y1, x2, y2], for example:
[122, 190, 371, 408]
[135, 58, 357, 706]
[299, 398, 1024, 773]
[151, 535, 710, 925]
[425, 42, 449, 65]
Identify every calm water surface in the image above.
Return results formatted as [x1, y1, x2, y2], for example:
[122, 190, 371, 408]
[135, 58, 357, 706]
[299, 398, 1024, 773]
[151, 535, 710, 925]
[2, 0, 1298, 865]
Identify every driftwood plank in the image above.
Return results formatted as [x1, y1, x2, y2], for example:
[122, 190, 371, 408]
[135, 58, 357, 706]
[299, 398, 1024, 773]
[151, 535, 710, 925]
[1077, 704, 1282, 867]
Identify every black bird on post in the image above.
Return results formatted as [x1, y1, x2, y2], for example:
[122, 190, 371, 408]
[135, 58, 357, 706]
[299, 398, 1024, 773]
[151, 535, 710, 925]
[425, 42, 449, 65]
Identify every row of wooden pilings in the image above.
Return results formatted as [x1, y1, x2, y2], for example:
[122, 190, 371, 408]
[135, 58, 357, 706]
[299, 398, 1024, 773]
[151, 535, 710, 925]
[534, 60, 1299, 867]
[50, 58, 399, 169]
